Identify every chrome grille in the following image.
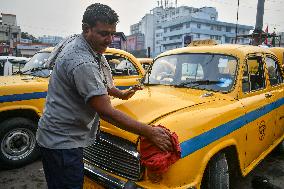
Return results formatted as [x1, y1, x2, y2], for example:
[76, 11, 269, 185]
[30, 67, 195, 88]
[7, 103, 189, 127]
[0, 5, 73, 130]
[83, 132, 143, 181]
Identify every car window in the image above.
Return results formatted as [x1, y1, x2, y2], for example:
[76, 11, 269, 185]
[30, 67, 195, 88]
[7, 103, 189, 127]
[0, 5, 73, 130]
[105, 55, 138, 76]
[145, 53, 238, 92]
[242, 56, 266, 93]
[181, 63, 203, 80]
[0, 60, 5, 75]
[9, 59, 28, 73]
[22, 52, 50, 72]
[265, 56, 283, 86]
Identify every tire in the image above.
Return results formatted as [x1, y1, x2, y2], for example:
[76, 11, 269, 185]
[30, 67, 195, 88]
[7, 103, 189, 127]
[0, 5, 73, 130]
[201, 153, 230, 189]
[0, 117, 40, 169]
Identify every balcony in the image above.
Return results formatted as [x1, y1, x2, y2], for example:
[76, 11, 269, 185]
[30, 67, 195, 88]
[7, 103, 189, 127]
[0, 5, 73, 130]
[161, 38, 183, 45]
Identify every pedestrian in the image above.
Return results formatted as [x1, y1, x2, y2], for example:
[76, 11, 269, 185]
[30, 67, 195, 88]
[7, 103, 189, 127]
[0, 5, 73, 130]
[36, 3, 173, 189]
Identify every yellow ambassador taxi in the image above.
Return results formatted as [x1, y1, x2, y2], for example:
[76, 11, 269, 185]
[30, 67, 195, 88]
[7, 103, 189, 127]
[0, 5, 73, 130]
[269, 47, 284, 69]
[83, 42, 284, 189]
[0, 47, 144, 169]
[137, 57, 154, 71]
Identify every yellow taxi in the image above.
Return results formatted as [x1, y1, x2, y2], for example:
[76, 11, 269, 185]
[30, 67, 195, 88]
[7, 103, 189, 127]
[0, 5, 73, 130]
[137, 57, 154, 71]
[83, 42, 284, 189]
[269, 47, 284, 69]
[0, 47, 144, 169]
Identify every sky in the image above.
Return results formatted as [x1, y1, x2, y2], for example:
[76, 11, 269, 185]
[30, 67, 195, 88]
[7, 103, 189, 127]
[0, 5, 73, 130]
[0, 0, 284, 37]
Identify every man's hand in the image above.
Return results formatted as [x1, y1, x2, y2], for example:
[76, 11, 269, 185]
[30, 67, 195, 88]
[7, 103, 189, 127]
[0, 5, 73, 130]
[121, 85, 143, 100]
[146, 126, 173, 152]
[108, 85, 143, 100]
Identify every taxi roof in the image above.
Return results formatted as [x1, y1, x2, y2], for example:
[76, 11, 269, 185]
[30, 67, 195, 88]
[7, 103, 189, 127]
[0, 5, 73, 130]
[137, 58, 153, 65]
[156, 44, 274, 59]
[38, 47, 54, 53]
[38, 47, 132, 55]
[269, 47, 284, 65]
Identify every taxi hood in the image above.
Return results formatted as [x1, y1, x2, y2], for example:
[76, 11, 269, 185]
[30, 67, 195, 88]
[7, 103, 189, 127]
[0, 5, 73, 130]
[0, 75, 48, 87]
[100, 85, 229, 142]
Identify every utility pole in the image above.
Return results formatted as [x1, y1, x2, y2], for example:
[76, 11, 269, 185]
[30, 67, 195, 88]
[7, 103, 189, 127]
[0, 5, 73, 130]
[234, 0, 240, 44]
[253, 0, 265, 45]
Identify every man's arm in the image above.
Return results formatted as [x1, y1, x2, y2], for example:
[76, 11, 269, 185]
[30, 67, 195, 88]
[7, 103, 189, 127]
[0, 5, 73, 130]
[88, 94, 173, 152]
[108, 85, 142, 100]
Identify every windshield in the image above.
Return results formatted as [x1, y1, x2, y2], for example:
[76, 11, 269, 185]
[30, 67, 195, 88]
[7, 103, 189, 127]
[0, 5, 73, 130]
[21, 52, 51, 77]
[145, 53, 238, 92]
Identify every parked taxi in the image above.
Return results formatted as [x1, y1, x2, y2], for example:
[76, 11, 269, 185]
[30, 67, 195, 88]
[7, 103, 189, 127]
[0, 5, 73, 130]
[0, 47, 144, 169]
[83, 42, 284, 189]
[137, 57, 153, 71]
[269, 47, 284, 69]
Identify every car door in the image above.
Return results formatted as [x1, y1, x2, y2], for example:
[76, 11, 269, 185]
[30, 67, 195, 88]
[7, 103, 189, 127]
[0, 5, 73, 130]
[239, 54, 275, 167]
[265, 55, 284, 141]
[104, 53, 142, 90]
[0, 59, 5, 76]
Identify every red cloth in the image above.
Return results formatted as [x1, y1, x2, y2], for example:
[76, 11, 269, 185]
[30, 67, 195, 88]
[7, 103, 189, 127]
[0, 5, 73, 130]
[140, 125, 181, 174]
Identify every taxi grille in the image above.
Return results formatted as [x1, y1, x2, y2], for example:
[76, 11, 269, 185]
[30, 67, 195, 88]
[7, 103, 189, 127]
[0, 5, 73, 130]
[83, 132, 143, 181]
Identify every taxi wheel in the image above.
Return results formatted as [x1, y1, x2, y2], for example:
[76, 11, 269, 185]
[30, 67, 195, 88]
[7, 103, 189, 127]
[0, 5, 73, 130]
[202, 152, 230, 189]
[0, 117, 40, 169]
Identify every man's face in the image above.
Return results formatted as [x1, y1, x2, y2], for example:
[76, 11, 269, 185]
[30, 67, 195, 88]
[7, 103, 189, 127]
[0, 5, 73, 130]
[85, 21, 116, 53]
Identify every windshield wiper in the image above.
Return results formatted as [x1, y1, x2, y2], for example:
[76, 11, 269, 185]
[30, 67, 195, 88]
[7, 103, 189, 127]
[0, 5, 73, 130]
[176, 80, 222, 88]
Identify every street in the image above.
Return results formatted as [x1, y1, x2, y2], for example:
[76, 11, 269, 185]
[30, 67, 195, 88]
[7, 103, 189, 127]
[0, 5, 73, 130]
[0, 150, 283, 189]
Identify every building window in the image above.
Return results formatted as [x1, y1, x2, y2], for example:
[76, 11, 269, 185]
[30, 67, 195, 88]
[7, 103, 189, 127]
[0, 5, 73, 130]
[210, 25, 214, 30]
[225, 37, 231, 43]
[197, 24, 201, 29]
[169, 35, 181, 40]
[226, 26, 231, 32]
[186, 22, 190, 28]
[217, 26, 222, 31]
[196, 34, 200, 38]
[210, 35, 221, 40]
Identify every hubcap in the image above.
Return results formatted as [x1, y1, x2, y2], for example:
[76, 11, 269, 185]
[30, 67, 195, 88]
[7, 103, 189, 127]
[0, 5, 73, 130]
[1, 128, 36, 161]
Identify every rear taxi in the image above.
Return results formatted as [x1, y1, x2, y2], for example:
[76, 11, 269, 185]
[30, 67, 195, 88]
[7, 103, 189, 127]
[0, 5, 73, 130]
[269, 47, 284, 69]
[137, 57, 153, 71]
[0, 47, 144, 169]
[83, 43, 284, 189]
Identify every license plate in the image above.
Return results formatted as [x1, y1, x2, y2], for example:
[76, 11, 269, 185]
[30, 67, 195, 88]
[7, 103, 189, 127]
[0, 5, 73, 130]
[83, 176, 105, 189]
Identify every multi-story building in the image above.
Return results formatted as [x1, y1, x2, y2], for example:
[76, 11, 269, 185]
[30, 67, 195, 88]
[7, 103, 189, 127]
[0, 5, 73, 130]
[0, 13, 21, 56]
[126, 33, 145, 52]
[38, 35, 63, 46]
[278, 32, 284, 47]
[17, 43, 51, 57]
[130, 5, 253, 56]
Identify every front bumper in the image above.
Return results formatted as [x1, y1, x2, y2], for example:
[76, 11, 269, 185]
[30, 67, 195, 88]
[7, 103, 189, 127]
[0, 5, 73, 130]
[84, 164, 144, 189]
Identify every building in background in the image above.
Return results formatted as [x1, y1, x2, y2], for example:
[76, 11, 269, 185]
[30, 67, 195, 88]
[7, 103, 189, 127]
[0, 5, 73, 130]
[38, 35, 63, 46]
[126, 33, 145, 52]
[278, 32, 284, 47]
[0, 13, 21, 56]
[109, 32, 127, 50]
[130, 3, 253, 56]
[16, 43, 50, 57]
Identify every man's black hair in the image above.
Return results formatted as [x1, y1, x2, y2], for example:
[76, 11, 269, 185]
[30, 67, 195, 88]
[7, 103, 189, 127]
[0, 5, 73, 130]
[82, 3, 119, 27]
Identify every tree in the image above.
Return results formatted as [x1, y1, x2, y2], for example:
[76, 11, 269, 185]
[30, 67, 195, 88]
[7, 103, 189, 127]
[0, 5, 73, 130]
[21, 32, 39, 43]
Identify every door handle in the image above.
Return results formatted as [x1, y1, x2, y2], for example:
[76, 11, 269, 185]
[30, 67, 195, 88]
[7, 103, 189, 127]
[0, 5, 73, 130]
[265, 93, 272, 98]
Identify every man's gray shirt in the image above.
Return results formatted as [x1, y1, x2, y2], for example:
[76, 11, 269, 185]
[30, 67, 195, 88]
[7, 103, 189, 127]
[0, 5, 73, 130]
[36, 34, 114, 149]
